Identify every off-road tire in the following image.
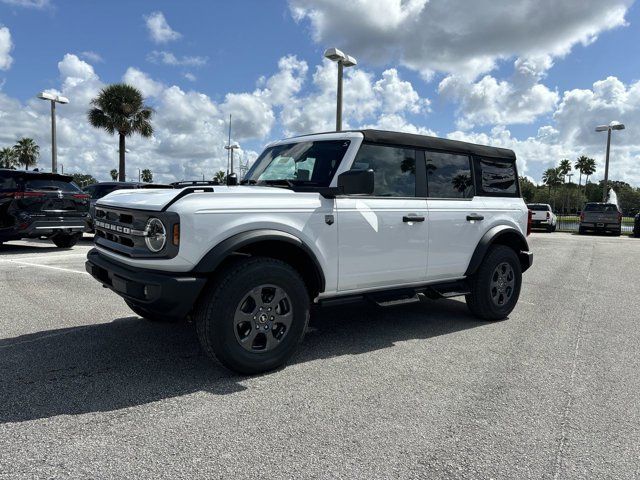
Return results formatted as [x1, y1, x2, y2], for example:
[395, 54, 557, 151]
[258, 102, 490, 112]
[194, 256, 310, 375]
[51, 233, 81, 248]
[125, 300, 180, 323]
[465, 245, 522, 321]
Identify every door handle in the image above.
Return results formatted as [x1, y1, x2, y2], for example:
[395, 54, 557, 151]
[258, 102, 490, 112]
[466, 214, 484, 221]
[403, 215, 425, 223]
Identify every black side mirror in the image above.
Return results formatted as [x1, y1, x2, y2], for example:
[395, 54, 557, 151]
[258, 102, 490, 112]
[337, 169, 374, 195]
[226, 173, 238, 186]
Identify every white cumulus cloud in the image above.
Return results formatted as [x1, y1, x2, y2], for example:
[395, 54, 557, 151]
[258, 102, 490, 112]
[144, 11, 181, 44]
[0, 26, 14, 70]
[289, 0, 632, 79]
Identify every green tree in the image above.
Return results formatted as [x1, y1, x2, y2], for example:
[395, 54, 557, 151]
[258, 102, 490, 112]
[542, 167, 562, 211]
[558, 159, 572, 182]
[519, 176, 536, 203]
[13, 138, 40, 170]
[88, 84, 154, 182]
[110, 169, 118, 181]
[141, 168, 153, 183]
[213, 170, 226, 184]
[0, 147, 18, 169]
[71, 173, 98, 187]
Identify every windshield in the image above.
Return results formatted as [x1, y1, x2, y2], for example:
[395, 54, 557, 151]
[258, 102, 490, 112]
[243, 140, 351, 187]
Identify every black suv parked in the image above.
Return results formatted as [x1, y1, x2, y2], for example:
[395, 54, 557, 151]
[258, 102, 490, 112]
[0, 169, 89, 248]
[83, 182, 171, 232]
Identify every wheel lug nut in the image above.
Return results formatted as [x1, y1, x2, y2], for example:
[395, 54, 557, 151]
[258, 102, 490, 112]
[270, 316, 274, 320]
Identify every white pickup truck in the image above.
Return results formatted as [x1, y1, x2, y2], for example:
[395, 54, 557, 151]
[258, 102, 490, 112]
[86, 130, 533, 374]
[527, 203, 557, 232]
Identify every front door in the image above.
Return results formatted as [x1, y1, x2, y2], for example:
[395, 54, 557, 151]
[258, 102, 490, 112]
[336, 144, 428, 292]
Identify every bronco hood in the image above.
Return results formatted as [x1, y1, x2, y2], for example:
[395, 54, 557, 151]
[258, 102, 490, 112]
[96, 185, 303, 212]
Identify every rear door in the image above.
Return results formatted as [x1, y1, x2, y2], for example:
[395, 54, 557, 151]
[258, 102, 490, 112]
[424, 151, 487, 281]
[19, 176, 89, 219]
[336, 143, 428, 291]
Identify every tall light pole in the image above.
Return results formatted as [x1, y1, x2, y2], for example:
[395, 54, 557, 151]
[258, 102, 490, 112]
[225, 143, 239, 174]
[595, 122, 625, 202]
[37, 92, 69, 174]
[323, 48, 357, 131]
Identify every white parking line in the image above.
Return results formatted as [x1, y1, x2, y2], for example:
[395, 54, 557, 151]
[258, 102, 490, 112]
[0, 259, 88, 275]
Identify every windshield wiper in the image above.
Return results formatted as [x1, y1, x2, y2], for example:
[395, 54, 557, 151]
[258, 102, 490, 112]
[239, 179, 257, 185]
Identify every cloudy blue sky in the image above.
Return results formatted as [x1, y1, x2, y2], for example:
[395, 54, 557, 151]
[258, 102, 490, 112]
[0, 0, 638, 185]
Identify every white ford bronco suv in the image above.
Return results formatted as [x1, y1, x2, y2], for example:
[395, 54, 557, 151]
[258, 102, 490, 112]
[86, 130, 533, 374]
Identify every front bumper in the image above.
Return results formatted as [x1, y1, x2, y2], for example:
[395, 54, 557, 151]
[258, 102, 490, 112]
[85, 249, 207, 319]
[519, 251, 533, 272]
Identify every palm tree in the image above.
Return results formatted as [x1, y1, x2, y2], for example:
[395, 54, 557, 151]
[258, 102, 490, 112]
[582, 158, 596, 190]
[542, 167, 562, 194]
[452, 173, 472, 196]
[141, 168, 153, 183]
[13, 138, 40, 170]
[0, 147, 17, 169]
[88, 84, 153, 182]
[213, 170, 226, 184]
[110, 169, 118, 181]
[558, 159, 572, 182]
[574, 155, 590, 188]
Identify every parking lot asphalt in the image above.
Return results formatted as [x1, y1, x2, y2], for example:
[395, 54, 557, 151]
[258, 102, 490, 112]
[0, 232, 639, 479]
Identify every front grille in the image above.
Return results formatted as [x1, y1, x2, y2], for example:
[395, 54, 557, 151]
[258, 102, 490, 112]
[93, 206, 179, 258]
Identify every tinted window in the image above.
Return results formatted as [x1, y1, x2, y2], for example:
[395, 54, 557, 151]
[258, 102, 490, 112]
[476, 158, 517, 195]
[527, 204, 550, 211]
[24, 179, 81, 192]
[584, 203, 618, 212]
[92, 184, 132, 199]
[352, 144, 415, 197]
[246, 140, 350, 187]
[425, 151, 473, 198]
[0, 175, 17, 192]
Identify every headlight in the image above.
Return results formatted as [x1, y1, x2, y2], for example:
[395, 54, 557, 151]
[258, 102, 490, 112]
[144, 217, 166, 252]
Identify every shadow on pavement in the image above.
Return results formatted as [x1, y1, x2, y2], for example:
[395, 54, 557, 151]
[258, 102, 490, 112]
[0, 299, 485, 423]
[0, 235, 94, 255]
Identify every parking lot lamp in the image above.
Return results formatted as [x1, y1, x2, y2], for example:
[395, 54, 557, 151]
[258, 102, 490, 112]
[37, 92, 69, 174]
[595, 123, 625, 202]
[225, 144, 239, 175]
[323, 48, 357, 131]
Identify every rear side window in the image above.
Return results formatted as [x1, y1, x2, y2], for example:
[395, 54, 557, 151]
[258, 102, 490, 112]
[24, 179, 81, 192]
[352, 144, 416, 197]
[474, 158, 518, 196]
[425, 151, 474, 199]
[0, 175, 17, 192]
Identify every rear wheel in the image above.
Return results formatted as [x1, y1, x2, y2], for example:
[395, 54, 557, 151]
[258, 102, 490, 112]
[51, 233, 81, 248]
[125, 300, 179, 323]
[194, 257, 310, 375]
[466, 245, 522, 321]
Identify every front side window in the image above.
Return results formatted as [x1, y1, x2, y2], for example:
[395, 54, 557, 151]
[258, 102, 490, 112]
[475, 158, 518, 196]
[425, 151, 473, 199]
[244, 140, 350, 187]
[351, 144, 415, 197]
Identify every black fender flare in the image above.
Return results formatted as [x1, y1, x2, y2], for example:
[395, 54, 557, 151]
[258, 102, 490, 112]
[465, 225, 531, 276]
[192, 229, 326, 292]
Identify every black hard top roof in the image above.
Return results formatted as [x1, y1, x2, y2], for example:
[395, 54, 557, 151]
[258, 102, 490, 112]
[287, 129, 516, 160]
[359, 130, 516, 160]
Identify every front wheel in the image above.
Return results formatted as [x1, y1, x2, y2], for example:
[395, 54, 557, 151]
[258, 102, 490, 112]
[51, 233, 81, 248]
[466, 245, 522, 321]
[194, 257, 310, 375]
